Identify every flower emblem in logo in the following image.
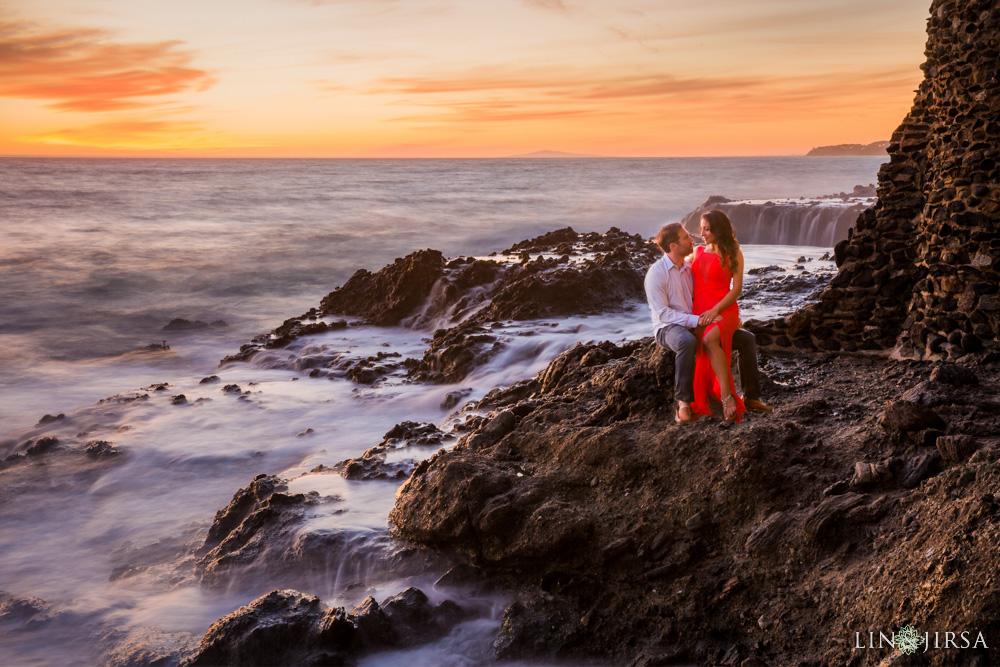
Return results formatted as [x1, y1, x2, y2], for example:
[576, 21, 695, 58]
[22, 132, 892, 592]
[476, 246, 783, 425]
[895, 625, 924, 655]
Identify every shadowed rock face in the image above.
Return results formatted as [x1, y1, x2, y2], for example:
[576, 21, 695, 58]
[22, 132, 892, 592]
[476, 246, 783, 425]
[182, 587, 466, 666]
[222, 227, 659, 382]
[750, 0, 1000, 361]
[320, 249, 446, 326]
[391, 333, 1000, 664]
[193, 474, 449, 593]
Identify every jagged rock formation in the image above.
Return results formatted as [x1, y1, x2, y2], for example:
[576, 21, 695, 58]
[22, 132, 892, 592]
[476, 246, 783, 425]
[391, 337, 1000, 665]
[193, 474, 445, 592]
[221, 227, 658, 382]
[750, 0, 1000, 360]
[183, 587, 466, 666]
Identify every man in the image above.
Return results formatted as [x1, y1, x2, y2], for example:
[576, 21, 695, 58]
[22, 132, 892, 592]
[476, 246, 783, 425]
[645, 222, 772, 423]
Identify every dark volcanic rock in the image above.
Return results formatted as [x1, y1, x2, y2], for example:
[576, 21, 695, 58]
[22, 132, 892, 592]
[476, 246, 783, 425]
[193, 473, 442, 592]
[392, 451, 595, 567]
[493, 595, 581, 661]
[195, 475, 322, 588]
[379, 587, 465, 646]
[935, 434, 978, 464]
[184, 587, 466, 666]
[407, 321, 500, 384]
[200, 474, 286, 554]
[85, 440, 122, 460]
[748, 0, 1000, 361]
[930, 363, 979, 386]
[898, 450, 943, 489]
[744, 511, 790, 555]
[163, 318, 210, 331]
[26, 437, 59, 457]
[802, 493, 865, 544]
[183, 590, 345, 666]
[224, 228, 659, 383]
[36, 413, 64, 426]
[320, 249, 445, 325]
[332, 421, 453, 481]
[0, 592, 53, 630]
[389, 330, 1000, 664]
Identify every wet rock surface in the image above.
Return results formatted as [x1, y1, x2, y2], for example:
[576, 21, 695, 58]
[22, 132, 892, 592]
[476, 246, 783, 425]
[390, 337, 1000, 665]
[194, 474, 339, 589]
[222, 227, 658, 383]
[0, 592, 54, 630]
[183, 587, 467, 666]
[193, 473, 452, 597]
[332, 421, 455, 481]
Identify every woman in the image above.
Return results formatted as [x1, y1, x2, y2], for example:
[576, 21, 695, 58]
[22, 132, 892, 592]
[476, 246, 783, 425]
[691, 210, 746, 423]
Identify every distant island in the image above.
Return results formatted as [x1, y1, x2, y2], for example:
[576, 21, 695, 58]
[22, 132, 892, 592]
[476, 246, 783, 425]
[506, 150, 604, 158]
[806, 141, 890, 156]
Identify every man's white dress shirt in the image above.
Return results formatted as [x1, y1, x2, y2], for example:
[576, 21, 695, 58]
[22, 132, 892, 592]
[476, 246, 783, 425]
[644, 255, 700, 333]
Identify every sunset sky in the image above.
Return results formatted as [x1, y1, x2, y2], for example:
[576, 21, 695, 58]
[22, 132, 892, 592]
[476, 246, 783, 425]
[0, 0, 930, 157]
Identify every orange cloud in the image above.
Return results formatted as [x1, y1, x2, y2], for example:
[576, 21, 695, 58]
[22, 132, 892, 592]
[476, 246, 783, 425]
[23, 115, 220, 151]
[0, 20, 214, 112]
[376, 67, 757, 98]
[374, 63, 918, 131]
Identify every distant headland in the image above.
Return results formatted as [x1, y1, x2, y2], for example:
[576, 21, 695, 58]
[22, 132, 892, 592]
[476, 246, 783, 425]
[806, 141, 890, 156]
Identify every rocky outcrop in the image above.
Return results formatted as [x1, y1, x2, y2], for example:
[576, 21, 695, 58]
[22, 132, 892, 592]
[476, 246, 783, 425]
[223, 227, 659, 383]
[319, 249, 446, 325]
[751, 0, 1000, 360]
[193, 474, 449, 594]
[194, 475, 324, 588]
[390, 333, 1000, 664]
[183, 587, 466, 666]
[331, 421, 454, 481]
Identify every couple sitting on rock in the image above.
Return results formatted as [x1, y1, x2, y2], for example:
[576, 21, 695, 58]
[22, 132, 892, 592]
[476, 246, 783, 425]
[645, 211, 772, 424]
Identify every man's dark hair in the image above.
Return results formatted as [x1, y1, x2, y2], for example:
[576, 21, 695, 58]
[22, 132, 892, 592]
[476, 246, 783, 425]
[655, 222, 683, 253]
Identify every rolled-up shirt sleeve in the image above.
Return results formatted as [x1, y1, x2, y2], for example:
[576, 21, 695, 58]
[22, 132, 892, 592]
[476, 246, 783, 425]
[644, 263, 699, 329]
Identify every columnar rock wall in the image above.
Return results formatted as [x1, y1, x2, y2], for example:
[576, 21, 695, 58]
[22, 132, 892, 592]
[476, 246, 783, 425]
[750, 0, 1000, 360]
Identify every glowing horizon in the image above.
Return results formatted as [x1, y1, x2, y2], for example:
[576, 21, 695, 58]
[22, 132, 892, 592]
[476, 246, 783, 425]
[1, 0, 929, 158]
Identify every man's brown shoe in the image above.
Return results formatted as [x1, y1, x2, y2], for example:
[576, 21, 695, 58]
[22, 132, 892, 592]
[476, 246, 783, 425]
[743, 397, 773, 413]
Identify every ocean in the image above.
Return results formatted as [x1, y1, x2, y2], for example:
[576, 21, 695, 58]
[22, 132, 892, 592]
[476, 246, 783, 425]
[0, 156, 884, 665]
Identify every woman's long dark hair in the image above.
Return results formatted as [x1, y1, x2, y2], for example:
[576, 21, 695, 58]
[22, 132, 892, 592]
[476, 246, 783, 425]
[701, 210, 740, 273]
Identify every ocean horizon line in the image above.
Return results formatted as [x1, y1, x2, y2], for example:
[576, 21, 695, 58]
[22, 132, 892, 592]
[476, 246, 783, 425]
[0, 153, 885, 160]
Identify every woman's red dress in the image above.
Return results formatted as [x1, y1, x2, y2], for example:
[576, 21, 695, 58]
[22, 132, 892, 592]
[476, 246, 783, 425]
[691, 246, 746, 422]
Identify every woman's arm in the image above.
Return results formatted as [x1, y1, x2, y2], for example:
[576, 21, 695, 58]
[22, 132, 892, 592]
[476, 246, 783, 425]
[697, 249, 744, 324]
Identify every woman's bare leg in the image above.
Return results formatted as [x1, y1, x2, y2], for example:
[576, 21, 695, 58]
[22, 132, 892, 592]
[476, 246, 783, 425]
[703, 327, 736, 419]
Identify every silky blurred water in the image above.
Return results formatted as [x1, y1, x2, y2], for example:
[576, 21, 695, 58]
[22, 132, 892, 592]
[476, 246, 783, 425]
[0, 157, 882, 665]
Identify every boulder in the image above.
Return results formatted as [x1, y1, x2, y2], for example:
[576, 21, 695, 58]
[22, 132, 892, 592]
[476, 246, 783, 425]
[879, 401, 946, 433]
[936, 435, 978, 464]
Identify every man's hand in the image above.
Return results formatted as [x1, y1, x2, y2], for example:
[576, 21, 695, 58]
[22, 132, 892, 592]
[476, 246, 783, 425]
[698, 310, 722, 327]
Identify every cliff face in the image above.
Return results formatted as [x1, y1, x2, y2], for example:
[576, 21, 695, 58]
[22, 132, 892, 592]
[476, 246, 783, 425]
[752, 0, 1000, 360]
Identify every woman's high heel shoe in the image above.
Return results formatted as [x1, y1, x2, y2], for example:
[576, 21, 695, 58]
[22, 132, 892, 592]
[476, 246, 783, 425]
[722, 394, 738, 422]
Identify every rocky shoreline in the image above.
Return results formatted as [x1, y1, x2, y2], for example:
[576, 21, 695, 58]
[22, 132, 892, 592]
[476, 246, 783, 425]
[177, 2, 1000, 663]
[174, 323, 1000, 666]
[175, 220, 997, 667]
[391, 341, 1000, 666]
